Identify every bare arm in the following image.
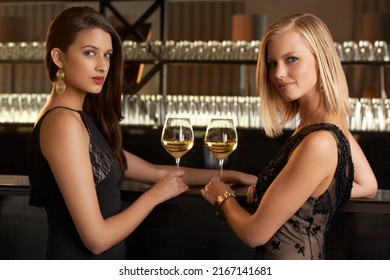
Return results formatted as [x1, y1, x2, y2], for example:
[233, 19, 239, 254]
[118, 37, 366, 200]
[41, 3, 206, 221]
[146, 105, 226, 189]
[201, 131, 339, 247]
[41, 110, 188, 255]
[123, 150, 257, 187]
[245, 131, 379, 202]
[347, 133, 378, 198]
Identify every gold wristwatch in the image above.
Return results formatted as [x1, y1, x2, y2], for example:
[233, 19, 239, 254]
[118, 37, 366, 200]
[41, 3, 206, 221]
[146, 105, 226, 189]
[214, 190, 236, 220]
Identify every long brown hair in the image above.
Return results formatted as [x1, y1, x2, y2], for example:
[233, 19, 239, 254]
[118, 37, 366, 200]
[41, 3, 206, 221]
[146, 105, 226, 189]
[45, 5, 127, 173]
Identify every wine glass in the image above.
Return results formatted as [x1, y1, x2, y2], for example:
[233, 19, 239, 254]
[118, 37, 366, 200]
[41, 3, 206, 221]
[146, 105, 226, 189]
[161, 117, 194, 169]
[204, 118, 238, 179]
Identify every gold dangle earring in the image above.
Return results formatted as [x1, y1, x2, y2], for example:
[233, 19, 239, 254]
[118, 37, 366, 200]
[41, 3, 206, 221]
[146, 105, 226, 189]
[55, 69, 66, 95]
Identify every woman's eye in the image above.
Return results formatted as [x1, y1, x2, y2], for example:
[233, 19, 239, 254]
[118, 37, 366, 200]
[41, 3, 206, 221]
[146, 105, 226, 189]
[104, 53, 113, 59]
[84, 50, 95, 56]
[287, 56, 298, 63]
[267, 61, 276, 68]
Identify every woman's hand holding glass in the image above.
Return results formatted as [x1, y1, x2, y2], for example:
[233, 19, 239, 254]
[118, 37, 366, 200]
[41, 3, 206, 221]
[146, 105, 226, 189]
[149, 169, 189, 203]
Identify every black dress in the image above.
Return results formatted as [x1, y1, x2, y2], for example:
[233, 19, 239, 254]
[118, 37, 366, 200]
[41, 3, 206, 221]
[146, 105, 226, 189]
[28, 107, 126, 259]
[254, 123, 354, 260]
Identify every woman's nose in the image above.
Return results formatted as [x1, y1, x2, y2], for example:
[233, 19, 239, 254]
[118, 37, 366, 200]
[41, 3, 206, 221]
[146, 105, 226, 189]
[274, 64, 286, 80]
[96, 57, 109, 72]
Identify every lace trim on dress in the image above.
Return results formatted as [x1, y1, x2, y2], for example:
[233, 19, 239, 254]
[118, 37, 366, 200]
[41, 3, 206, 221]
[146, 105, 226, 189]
[89, 136, 112, 185]
[79, 112, 112, 185]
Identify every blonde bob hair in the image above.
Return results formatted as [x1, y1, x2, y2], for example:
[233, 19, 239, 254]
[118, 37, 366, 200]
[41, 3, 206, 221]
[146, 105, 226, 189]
[256, 13, 350, 138]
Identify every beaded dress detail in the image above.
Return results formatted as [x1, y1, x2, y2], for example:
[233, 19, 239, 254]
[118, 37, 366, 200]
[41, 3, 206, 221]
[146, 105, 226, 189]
[254, 123, 354, 260]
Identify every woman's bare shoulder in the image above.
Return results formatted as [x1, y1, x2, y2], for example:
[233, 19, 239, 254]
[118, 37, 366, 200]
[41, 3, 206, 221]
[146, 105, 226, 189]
[40, 108, 85, 135]
[39, 108, 88, 157]
[298, 129, 338, 154]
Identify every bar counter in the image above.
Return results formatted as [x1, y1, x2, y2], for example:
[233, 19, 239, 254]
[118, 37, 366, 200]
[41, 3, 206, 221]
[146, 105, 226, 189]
[1, 175, 389, 213]
[1, 175, 390, 260]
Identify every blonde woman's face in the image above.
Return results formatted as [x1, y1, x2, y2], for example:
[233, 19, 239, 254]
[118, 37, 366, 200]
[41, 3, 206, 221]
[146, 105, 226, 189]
[266, 30, 319, 102]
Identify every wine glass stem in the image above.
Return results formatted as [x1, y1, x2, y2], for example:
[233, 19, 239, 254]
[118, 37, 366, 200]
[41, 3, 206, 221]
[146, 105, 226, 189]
[219, 159, 224, 179]
[175, 158, 180, 170]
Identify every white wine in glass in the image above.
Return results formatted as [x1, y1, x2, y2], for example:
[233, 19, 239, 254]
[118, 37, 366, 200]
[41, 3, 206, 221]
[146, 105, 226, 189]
[204, 118, 238, 179]
[161, 117, 194, 169]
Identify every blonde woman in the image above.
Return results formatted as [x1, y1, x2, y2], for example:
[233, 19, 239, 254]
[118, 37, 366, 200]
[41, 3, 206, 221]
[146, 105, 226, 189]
[201, 13, 377, 260]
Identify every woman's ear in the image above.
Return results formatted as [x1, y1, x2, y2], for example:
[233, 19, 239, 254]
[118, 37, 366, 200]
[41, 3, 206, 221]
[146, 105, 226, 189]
[51, 48, 64, 68]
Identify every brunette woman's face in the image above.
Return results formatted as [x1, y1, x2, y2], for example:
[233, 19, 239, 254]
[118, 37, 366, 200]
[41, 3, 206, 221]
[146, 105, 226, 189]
[61, 28, 113, 95]
[266, 29, 319, 102]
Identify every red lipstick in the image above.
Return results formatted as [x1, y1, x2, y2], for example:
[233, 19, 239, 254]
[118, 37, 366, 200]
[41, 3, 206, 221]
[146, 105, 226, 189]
[92, 77, 105, 85]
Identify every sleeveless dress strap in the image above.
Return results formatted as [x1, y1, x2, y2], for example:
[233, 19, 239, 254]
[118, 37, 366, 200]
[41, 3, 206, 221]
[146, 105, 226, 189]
[38, 106, 80, 121]
[35, 106, 90, 131]
[35, 106, 80, 125]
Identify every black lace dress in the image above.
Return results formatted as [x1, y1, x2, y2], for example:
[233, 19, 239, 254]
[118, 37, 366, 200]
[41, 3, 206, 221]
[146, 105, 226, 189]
[255, 123, 354, 260]
[29, 107, 125, 259]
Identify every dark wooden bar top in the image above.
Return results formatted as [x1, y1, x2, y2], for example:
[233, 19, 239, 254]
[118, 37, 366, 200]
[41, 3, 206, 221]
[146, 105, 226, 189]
[1, 174, 389, 214]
